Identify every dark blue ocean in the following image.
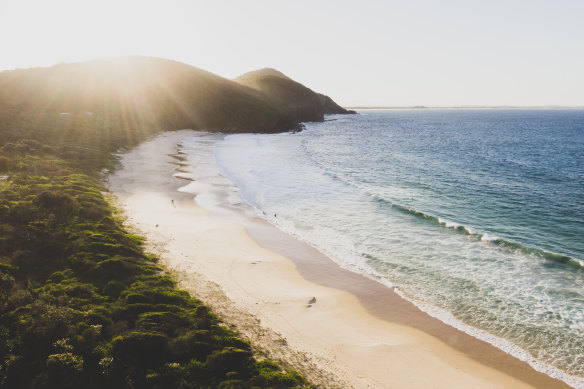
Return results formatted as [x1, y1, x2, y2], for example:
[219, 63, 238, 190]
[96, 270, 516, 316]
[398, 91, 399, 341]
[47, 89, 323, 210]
[199, 109, 584, 386]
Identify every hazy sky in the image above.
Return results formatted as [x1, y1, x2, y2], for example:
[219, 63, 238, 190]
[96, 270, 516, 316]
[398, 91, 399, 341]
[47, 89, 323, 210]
[1, 0, 583, 106]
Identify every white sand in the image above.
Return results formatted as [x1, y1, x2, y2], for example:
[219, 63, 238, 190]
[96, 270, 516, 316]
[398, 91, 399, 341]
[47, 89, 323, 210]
[108, 130, 569, 389]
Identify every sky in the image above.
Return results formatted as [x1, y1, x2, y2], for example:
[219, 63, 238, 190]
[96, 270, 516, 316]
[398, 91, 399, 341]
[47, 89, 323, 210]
[1, 0, 583, 107]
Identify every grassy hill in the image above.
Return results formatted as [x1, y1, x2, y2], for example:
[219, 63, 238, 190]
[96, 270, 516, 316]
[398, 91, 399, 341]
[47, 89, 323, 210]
[0, 56, 352, 139]
[0, 57, 329, 388]
[235, 67, 356, 118]
[235, 68, 324, 124]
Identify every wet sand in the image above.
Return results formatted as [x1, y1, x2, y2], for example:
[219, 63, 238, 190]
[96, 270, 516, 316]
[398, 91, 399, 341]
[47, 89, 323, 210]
[108, 130, 570, 389]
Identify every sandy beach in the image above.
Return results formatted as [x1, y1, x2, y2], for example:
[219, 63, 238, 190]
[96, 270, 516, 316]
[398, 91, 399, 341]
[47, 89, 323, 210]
[108, 130, 570, 389]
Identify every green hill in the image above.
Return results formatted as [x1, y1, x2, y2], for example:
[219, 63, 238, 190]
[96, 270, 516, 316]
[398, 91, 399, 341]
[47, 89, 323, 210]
[0, 56, 352, 138]
[0, 57, 327, 388]
[235, 67, 356, 117]
[234, 68, 324, 124]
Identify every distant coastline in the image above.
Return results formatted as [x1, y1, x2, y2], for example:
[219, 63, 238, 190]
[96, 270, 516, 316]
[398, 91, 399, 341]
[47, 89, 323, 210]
[347, 105, 584, 110]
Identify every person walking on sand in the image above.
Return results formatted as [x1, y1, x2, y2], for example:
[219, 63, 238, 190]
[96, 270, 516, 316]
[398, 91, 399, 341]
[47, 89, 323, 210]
[171, 199, 176, 208]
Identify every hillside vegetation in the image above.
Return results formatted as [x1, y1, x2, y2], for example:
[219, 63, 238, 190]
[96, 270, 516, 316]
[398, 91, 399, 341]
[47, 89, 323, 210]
[235, 68, 355, 118]
[0, 56, 352, 139]
[0, 57, 337, 388]
[234, 69, 324, 124]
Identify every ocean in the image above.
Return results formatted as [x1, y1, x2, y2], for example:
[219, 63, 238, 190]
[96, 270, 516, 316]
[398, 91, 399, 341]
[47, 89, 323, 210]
[182, 109, 584, 387]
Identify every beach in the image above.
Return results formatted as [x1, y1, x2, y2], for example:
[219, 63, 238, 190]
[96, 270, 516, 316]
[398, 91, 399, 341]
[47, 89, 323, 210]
[108, 130, 570, 389]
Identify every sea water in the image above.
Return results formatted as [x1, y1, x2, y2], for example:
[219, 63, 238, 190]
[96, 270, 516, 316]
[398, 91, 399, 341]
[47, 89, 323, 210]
[184, 109, 584, 387]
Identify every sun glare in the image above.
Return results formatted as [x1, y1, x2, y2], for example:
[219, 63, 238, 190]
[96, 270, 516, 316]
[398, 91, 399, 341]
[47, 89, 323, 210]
[1, 0, 583, 106]
[1, 0, 168, 69]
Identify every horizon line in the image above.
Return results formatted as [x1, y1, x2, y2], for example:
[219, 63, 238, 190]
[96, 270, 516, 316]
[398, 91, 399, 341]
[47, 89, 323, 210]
[346, 105, 584, 110]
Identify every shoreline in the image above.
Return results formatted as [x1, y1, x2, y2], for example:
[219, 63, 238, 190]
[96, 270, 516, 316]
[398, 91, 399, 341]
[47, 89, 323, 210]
[109, 130, 571, 388]
[346, 106, 584, 110]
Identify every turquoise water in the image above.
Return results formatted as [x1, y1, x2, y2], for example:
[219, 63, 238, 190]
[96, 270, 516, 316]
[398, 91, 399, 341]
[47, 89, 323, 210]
[207, 109, 584, 386]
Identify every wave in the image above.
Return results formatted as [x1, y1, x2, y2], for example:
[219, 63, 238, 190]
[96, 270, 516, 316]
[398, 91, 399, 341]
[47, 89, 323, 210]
[367, 192, 584, 271]
[316, 168, 584, 271]
[208, 129, 584, 388]
[300, 162, 584, 272]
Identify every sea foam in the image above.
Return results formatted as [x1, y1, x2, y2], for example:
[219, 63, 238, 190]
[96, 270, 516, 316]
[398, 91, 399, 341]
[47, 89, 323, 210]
[188, 109, 584, 387]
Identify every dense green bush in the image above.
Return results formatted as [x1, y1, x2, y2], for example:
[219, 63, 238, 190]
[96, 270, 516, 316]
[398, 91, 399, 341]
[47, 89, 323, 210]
[0, 156, 10, 172]
[0, 108, 308, 387]
[34, 191, 79, 221]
